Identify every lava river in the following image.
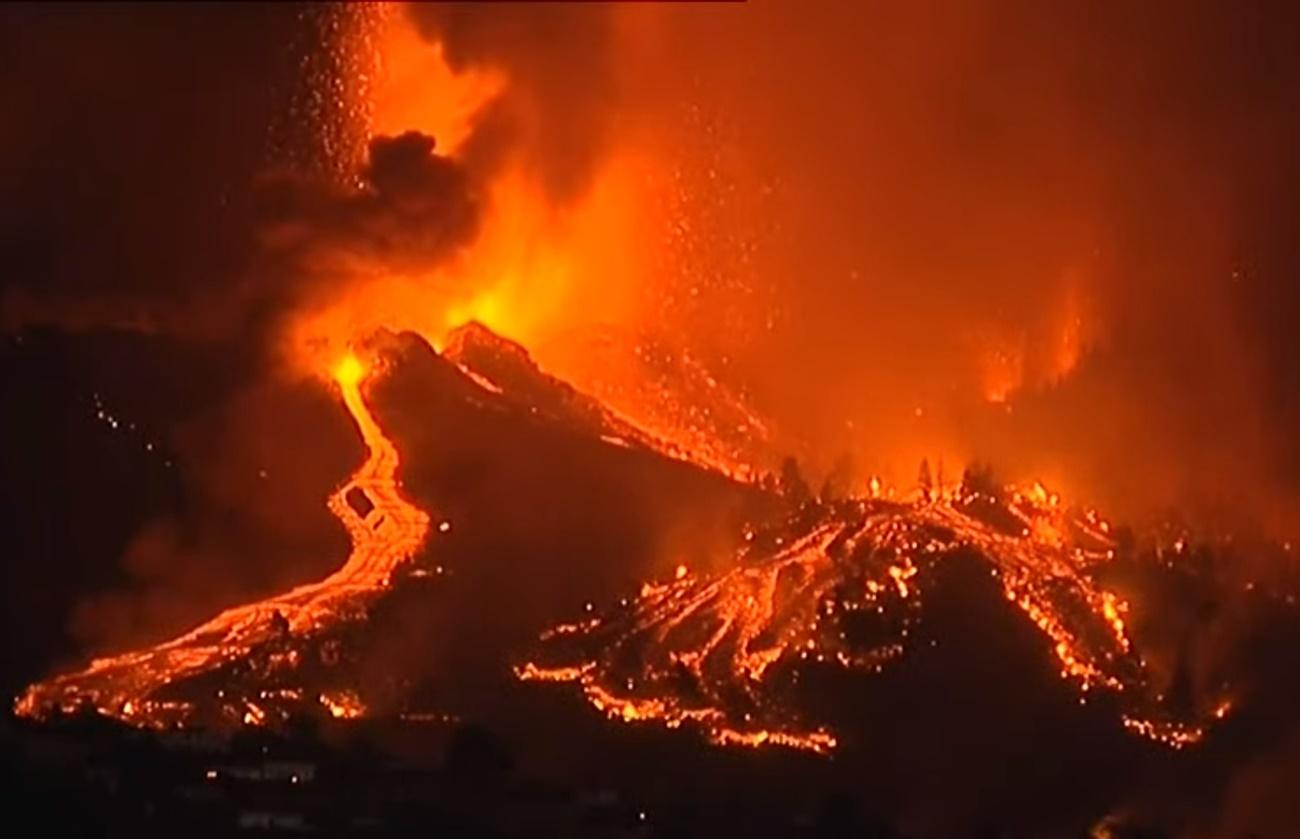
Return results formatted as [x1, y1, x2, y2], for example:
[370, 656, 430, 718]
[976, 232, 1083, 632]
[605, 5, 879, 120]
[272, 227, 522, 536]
[14, 354, 430, 728]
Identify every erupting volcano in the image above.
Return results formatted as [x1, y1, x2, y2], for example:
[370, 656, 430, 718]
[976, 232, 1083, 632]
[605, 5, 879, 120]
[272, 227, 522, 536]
[17, 324, 1236, 760]
[8, 3, 1300, 835]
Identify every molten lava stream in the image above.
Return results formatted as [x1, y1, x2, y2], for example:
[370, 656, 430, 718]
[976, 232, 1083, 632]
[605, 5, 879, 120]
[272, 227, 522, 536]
[15, 355, 430, 727]
[520, 482, 1230, 753]
[322, 353, 431, 622]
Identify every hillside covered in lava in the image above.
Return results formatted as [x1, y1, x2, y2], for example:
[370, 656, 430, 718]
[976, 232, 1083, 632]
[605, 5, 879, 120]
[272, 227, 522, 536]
[15, 325, 768, 728]
[13, 325, 1300, 834]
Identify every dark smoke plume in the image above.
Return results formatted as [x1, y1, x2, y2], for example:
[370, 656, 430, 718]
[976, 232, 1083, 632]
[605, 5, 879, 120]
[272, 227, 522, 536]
[259, 131, 478, 274]
[407, 2, 618, 202]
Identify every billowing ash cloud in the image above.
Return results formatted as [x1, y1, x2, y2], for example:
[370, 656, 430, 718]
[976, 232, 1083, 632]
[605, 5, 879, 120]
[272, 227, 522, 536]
[406, 2, 617, 202]
[245, 129, 482, 349]
[259, 131, 477, 274]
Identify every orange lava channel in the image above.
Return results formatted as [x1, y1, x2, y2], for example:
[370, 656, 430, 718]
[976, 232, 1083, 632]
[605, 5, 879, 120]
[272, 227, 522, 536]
[14, 359, 429, 726]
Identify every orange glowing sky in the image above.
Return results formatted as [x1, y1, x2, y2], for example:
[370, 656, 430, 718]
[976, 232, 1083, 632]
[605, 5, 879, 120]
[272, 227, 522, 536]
[277, 2, 1300, 533]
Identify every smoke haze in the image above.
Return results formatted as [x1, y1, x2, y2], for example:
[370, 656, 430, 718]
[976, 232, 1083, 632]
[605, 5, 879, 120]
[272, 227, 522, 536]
[366, 3, 1300, 538]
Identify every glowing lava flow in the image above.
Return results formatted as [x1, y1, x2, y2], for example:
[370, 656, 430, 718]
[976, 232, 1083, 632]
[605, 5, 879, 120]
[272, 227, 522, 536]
[519, 480, 1229, 754]
[15, 355, 429, 728]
